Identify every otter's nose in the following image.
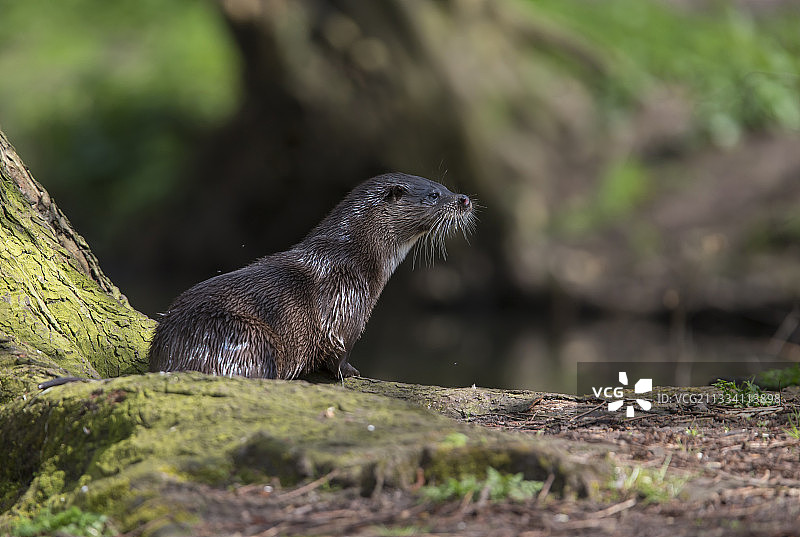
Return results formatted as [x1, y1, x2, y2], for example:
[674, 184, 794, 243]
[457, 195, 471, 209]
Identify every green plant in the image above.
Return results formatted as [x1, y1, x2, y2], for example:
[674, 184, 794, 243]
[712, 379, 775, 408]
[9, 506, 116, 537]
[420, 467, 544, 503]
[685, 423, 702, 437]
[613, 455, 686, 504]
[785, 408, 800, 440]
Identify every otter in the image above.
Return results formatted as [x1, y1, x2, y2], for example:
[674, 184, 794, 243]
[148, 173, 475, 379]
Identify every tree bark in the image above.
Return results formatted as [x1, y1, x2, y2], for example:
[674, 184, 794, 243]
[0, 129, 154, 400]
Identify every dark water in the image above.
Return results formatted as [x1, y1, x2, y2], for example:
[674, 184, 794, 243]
[355, 308, 784, 394]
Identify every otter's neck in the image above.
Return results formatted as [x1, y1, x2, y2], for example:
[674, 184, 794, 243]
[298, 230, 417, 299]
[381, 235, 410, 273]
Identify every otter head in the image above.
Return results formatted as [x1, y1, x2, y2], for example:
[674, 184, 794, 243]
[306, 173, 475, 281]
[354, 173, 475, 274]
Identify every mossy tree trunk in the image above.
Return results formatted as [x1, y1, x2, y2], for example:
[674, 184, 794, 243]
[0, 129, 154, 401]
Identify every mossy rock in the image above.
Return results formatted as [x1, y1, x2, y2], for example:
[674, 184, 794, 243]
[0, 372, 610, 534]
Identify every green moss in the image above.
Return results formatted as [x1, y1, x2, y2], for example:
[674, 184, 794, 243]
[233, 432, 311, 486]
[0, 348, 66, 405]
[1, 150, 156, 382]
[440, 432, 469, 448]
[423, 440, 600, 499]
[425, 445, 513, 482]
[0, 373, 609, 532]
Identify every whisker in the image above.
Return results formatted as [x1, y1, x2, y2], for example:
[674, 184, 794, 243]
[411, 199, 476, 268]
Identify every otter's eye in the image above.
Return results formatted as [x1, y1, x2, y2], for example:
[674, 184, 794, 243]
[427, 191, 440, 201]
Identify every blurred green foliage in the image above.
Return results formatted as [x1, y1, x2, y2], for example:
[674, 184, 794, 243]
[1, 0, 799, 251]
[0, 0, 239, 239]
[532, 0, 800, 146]
[756, 363, 800, 389]
[555, 158, 653, 236]
[9, 506, 115, 536]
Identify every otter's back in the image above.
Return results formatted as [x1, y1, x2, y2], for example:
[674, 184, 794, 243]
[147, 257, 317, 378]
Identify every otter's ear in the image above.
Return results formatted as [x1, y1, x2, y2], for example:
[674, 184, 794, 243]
[384, 184, 407, 202]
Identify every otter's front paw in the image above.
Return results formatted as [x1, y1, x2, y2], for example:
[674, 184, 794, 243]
[338, 362, 360, 379]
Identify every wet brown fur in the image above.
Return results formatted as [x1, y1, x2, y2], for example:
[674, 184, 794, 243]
[147, 173, 475, 379]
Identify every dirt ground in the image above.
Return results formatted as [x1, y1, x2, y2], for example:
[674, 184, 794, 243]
[155, 387, 800, 537]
